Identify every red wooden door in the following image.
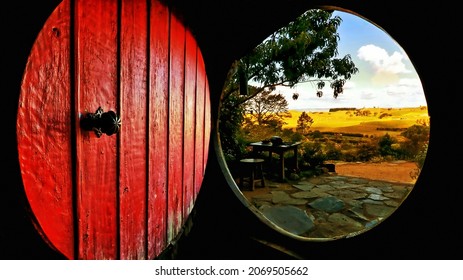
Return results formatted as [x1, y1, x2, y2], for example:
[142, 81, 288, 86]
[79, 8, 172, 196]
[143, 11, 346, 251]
[16, 0, 210, 260]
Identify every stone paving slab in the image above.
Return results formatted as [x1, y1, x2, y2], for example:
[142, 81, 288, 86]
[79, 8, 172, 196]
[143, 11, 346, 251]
[243, 172, 414, 239]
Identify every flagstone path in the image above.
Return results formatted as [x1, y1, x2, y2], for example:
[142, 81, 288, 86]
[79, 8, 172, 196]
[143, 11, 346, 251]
[240, 161, 417, 239]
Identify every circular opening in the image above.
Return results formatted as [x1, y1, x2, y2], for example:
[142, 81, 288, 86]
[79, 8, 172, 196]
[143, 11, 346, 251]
[216, 7, 429, 241]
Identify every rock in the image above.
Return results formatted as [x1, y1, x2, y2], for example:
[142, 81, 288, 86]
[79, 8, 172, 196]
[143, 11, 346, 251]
[262, 205, 315, 235]
[308, 196, 345, 213]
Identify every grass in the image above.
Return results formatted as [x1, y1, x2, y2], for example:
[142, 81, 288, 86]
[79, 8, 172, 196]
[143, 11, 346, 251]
[283, 106, 429, 137]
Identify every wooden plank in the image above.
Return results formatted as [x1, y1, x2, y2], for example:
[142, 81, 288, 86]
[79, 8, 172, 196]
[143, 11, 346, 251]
[147, 0, 169, 259]
[183, 29, 197, 216]
[16, 0, 74, 259]
[74, 0, 118, 260]
[195, 49, 206, 196]
[204, 74, 211, 172]
[119, 0, 148, 260]
[168, 12, 185, 241]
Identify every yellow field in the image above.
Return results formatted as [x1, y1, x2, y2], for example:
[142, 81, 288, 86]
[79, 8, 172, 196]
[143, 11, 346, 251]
[283, 106, 430, 137]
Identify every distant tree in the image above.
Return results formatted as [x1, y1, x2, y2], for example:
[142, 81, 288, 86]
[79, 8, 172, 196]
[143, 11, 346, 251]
[296, 111, 314, 135]
[244, 88, 291, 129]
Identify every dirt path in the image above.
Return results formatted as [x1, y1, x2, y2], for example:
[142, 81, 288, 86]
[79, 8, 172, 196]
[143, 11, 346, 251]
[332, 160, 419, 184]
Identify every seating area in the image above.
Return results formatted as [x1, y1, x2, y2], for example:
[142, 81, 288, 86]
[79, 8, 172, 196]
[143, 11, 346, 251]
[247, 141, 301, 181]
[239, 158, 266, 191]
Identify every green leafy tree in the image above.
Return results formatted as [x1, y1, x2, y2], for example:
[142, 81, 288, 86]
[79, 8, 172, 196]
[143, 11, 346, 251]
[222, 9, 359, 106]
[219, 9, 359, 161]
[219, 91, 247, 162]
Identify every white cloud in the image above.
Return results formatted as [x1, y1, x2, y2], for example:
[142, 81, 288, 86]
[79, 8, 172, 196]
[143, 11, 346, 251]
[358, 90, 376, 100]
[357, 44, 411, 74]
[252, 43, 426, 110]
[343, 80, 356, 90]
[281, 76, 426, 110]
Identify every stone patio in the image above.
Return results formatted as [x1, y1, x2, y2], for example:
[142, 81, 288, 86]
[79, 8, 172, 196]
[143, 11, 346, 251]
[239, 172, 414, 239]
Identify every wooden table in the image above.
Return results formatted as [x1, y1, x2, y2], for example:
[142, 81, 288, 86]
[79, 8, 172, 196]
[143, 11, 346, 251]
[248, 141, 301, 180]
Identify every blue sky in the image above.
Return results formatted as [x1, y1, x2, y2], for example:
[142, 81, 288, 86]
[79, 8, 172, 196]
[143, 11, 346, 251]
[277, 10, 427, 110]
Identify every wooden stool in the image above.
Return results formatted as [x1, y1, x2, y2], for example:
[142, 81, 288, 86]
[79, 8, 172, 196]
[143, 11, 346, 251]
[239, 158, 265, 190]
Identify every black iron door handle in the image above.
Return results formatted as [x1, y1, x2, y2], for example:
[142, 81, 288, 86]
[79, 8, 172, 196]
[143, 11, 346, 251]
[80, 107, 121, 137]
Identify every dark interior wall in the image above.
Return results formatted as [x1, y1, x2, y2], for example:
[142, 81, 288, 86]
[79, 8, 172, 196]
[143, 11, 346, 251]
[2, 0, 461, 259]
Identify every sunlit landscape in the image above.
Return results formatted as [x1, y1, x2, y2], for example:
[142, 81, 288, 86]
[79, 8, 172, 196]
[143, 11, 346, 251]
[218, 8, 430, 240]
[284, 106, 429, 137]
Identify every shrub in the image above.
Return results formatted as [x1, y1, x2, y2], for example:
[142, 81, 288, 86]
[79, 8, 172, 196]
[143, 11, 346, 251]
[414, 143, 428, 169]
[400, 124, 430, 158]
[324, 142, 342, 160]
[308, 130, 323, 138]
[356, 141, 379, 161]
[378, 133, 396, 157]
[341, 150, 358, 162]
[299, 142, 327, 168]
